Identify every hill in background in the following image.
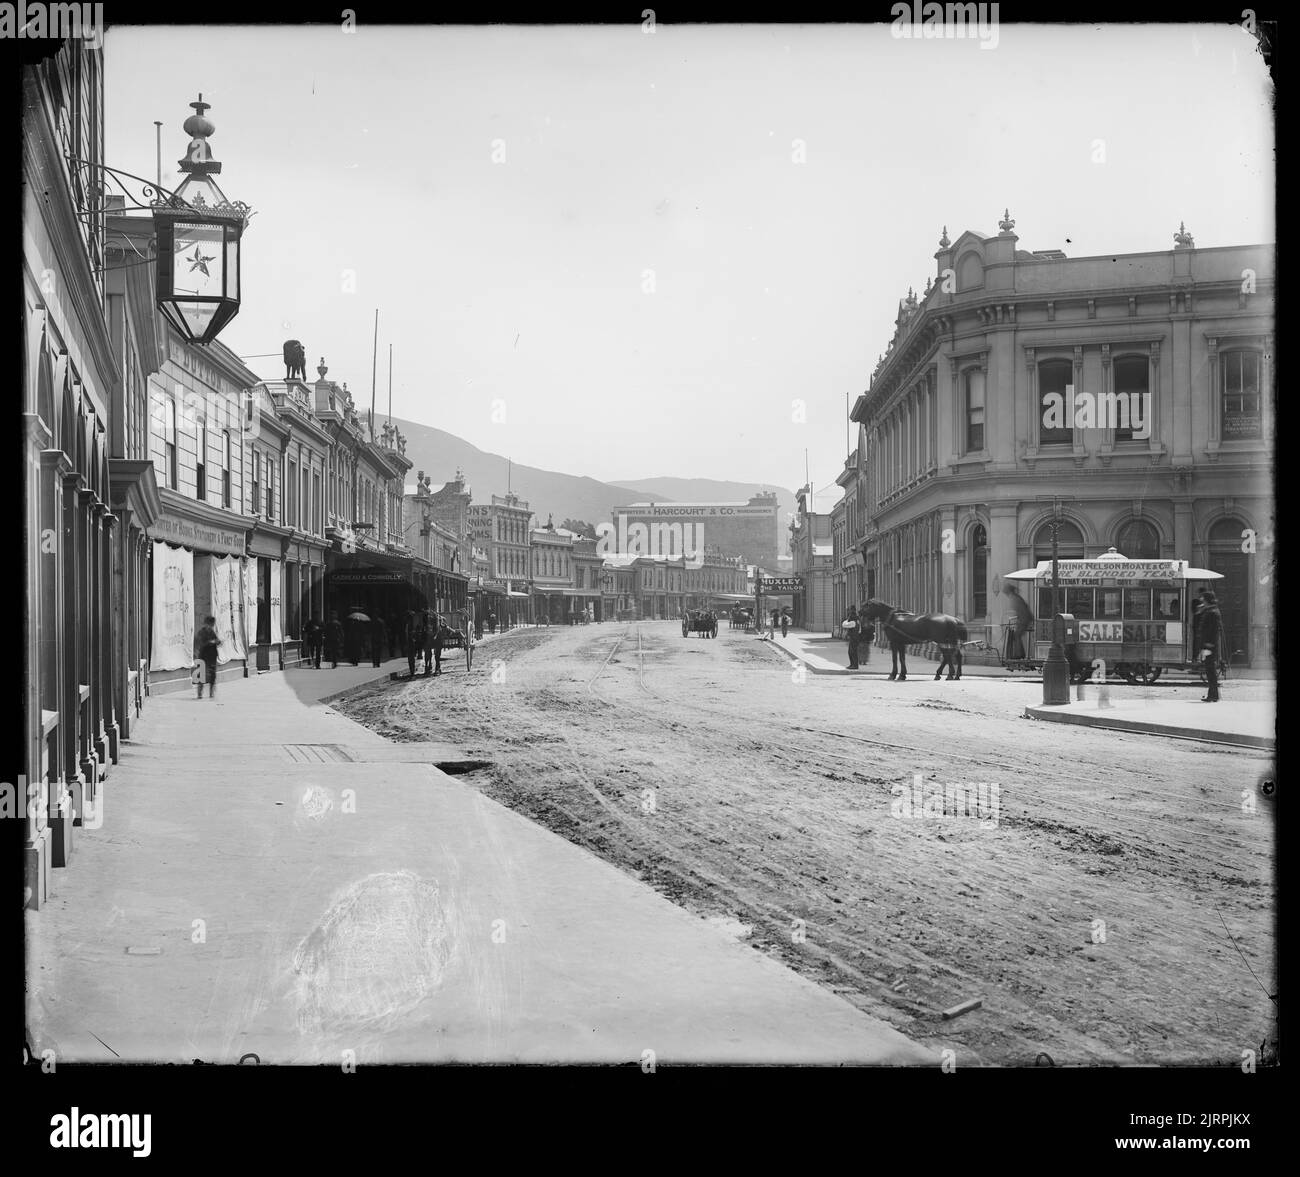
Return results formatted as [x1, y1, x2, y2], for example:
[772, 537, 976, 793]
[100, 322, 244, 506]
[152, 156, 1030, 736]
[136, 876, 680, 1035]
[393, 416, 800, 555]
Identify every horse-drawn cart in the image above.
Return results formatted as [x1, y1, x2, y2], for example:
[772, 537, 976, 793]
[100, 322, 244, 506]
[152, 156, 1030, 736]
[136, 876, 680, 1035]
[683, 609, 719, 638]
[442, 609, 475, 671]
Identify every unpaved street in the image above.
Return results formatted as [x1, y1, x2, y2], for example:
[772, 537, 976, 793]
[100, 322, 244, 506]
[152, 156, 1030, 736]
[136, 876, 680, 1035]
[337, 622, 1276, 1066]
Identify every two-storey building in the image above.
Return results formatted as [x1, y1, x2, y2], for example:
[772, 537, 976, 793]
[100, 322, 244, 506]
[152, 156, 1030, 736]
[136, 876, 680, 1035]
[852, 215, 1273, 666]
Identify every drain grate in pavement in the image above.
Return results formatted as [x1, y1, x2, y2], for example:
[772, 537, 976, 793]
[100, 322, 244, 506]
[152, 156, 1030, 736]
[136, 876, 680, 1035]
[434, 760, 492, 775]
[282, 744, 355, 764]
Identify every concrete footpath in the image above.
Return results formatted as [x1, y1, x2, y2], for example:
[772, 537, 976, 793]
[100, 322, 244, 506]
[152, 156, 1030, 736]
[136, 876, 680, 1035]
[26, 657, 931, 1066]
[1025, 691, 1276, 749]
[770, 629, 1014, 677]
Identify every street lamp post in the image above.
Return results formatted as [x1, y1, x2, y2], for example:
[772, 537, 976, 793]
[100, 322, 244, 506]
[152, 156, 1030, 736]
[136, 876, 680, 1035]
[1041, 506, 1071, 705]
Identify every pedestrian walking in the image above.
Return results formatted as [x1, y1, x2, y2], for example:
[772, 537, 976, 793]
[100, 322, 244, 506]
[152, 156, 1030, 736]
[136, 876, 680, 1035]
[780, 608, 790, 638]
[422, 610, 437, 675]
[843, 606, 860, 670]
[303, 617, 323, 668]
[370, 614, 388, 668]
[432, 617, 447, 675]
[345, 616, 362, 666]
[488, 611, 497, 635]
[194, 614, 221, 699]
[404, 610, 423, 679]
[1197, 590, 1224, 702]
[324, 612, 344, 669]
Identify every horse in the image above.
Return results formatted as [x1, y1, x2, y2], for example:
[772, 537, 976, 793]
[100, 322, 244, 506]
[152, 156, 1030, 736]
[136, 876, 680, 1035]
[861, 598, 968, 681]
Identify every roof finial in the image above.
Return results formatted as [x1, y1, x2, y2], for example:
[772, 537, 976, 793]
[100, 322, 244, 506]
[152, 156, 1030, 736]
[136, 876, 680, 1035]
[938, 225, 951, 248]
[998, 208, 1016, 235]
[1173, 220, 1195, 248]
[317, 356, 328, 380]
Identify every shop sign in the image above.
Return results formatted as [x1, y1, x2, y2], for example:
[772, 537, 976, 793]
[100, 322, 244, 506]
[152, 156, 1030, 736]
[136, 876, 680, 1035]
[148, 513, 245, 556]
[760, 576, 803, 592]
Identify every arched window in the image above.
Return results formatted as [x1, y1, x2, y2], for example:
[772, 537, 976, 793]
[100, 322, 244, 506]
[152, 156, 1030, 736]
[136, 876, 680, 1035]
[165, 396, 178, 489]
[1032, 519, 1085, 563]
[957, 251, 983, 291]
[1116, 518, 1160, 559]
[1038, 359, 1073, 446]
[971, 524, 988, 617]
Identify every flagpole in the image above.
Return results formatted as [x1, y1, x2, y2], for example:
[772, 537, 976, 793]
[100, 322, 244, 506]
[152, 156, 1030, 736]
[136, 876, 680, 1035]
[388, 343, 393, 423]
[370, 308, 378, 439]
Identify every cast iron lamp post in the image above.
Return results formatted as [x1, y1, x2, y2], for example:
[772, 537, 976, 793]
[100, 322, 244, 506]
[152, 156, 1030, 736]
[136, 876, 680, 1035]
[1041, 506, 1071, 705]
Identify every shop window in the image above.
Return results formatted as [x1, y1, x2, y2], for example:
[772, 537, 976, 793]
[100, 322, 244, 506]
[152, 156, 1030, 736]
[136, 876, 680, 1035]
[251, 452, 260, 515]
[1221, 350, 1262, 439]
[1123, 588, 1152, 620]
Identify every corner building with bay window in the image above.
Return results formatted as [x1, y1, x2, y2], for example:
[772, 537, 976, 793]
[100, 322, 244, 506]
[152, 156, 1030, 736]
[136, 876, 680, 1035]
[851, 217, 1273, 668]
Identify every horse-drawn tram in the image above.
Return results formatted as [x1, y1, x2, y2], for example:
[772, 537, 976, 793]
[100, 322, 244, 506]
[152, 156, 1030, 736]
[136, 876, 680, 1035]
[1003, 549, 1223, 683]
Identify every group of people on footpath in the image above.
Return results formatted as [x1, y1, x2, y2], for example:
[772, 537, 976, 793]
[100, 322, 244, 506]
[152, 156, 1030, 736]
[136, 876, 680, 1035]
[295, 609, 456, 677]
[840, 606, 877, 670]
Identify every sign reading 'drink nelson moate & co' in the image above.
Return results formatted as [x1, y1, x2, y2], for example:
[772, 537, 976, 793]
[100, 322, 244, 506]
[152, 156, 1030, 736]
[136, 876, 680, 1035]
[147, 513, 245, 556]
[759, 576, 803, 592]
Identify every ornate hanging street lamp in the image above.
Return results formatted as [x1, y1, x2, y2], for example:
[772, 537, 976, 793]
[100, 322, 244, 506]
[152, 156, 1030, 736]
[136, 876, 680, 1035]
[151, 94, 251, 345]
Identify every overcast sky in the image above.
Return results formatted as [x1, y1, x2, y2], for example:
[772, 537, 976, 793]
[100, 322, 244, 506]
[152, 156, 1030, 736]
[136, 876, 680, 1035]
[105, 22, 1273, 498]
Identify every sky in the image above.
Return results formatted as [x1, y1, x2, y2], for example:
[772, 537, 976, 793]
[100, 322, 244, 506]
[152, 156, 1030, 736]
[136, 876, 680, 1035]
[105, 22, 1273, 498]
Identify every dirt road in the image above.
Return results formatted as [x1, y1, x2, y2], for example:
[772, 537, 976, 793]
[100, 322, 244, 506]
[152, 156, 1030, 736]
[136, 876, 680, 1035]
[336, 621, 1276, 1066]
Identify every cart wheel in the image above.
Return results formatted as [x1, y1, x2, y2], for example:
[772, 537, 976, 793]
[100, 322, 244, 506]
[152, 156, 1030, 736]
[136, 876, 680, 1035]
[682, 621, 689, 637]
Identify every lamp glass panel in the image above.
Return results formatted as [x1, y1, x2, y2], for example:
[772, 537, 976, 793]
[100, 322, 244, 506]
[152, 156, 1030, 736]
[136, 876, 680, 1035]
[226, 236, 239, 300]
[175, 301, 219, 338]
[172, 223, 225, 299]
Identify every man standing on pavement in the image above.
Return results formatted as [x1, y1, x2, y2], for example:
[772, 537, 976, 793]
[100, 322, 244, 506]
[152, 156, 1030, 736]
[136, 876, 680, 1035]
[1197, 590, 1224, 702]
[370, 613, 388, 668]
[780, 608, 790, 638]
[843, 606, 860, 670]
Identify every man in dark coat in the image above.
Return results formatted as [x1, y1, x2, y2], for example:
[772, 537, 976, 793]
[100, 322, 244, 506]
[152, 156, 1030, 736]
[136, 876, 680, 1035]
[404, 610, 423, 679]
[1197, 590, 1224, 702]
[194, 615, 221, 699]
[324, 613, 344, 669]
[370, 614, 388, 668]
[844, 607, 861, 670]
[432, 618, 448, 675]
[421, 611, 437, 675]
[302, 617, 322, 668]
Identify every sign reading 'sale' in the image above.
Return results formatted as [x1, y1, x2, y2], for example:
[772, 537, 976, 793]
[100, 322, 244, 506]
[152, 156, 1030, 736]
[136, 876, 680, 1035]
[1077, 621, 1168, 643]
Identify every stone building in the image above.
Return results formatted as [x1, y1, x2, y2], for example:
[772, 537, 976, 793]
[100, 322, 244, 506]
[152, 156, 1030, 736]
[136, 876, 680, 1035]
[850, 215, 1273, 667]
[467, 492, 532, 627]
[23, 38, 115, 903]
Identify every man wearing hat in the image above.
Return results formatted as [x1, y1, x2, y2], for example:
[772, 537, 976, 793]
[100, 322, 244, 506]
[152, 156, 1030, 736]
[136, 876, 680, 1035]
[1196, 590, 1224, 702]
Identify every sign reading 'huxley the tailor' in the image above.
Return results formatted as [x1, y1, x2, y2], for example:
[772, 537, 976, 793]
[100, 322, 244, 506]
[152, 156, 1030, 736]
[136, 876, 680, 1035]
[760, 576, 803, 592]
